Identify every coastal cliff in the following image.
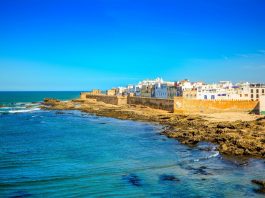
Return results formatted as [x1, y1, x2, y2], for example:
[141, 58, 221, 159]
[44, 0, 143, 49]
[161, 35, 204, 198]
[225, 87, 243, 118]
[42, 98, 265, 159]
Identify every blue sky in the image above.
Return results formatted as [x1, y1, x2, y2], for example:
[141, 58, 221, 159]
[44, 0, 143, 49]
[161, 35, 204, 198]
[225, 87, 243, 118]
[0, 0, 265, 91]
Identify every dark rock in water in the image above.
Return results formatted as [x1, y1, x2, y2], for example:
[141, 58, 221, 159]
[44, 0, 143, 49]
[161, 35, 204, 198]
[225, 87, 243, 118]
[178, 162, 212, 176]
[198, 147, 213, 152]
[55, 111, 65, 114]
[193, 166, 212, 176]
[159, 174, 180, 182]
[251, 180, 265, 186]
[253, 188, 265, 194]
[9, 190, 32, 198]
[252, 179, 265, 194]
[99, 122, 106, 124]
[122, 174, 142, 187]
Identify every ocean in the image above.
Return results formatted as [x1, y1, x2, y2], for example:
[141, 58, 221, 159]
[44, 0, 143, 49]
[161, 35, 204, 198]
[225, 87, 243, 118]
[0, 92, 265, 197]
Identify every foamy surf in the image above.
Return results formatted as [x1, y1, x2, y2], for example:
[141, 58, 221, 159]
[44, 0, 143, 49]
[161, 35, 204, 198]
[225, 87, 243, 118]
[208, 151, 220, 158]
[8, 108, 40, 113]
[0, 102, 41, 114]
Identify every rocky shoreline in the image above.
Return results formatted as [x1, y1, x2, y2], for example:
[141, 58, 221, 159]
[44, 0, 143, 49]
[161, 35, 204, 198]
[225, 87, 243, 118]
[42, 98, 265, 159]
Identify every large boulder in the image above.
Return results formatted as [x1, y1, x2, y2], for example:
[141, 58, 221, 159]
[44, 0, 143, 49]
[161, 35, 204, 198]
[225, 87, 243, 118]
[43, 98, 60, 105]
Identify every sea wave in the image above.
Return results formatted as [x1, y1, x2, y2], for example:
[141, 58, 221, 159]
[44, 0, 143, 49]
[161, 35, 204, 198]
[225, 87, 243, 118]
[193, 151, 220, 162]
[208, 151, 220, 158]
[8, 108, 40, 113]
[0, 102, 41, 114]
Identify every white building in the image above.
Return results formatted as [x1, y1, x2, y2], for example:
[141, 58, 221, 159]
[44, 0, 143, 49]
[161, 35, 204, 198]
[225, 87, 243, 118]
[249, 83, 265, 101]
[127, 77, 164, 97]
[154, 81, 175, 99]
[115, 87, 127, 96]
[196, 81, 240, 100]
[154, 83, 167, 98]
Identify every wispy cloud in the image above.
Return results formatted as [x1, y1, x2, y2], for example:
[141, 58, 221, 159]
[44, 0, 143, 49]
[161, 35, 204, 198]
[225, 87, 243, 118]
[258, 50, 265, 55]
[243, 65, 265, 70]
[236, 54, 250, 58]
[234, 50, 265, 59]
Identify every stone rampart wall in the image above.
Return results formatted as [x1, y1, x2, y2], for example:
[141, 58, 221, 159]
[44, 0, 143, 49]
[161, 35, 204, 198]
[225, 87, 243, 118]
[174, 97, 259, 114]
[128, 96, 174, 112]
[80, 93, 127, 105]
[80, 93, 260, 114]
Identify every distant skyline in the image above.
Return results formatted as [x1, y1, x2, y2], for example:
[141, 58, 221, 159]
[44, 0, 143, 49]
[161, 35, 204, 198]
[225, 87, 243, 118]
[1, 0, 265, 91]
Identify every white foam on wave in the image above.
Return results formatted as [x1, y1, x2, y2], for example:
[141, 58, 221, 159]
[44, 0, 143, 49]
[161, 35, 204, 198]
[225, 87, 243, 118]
[208, 151, 220, 159]
[0, 102, 41, 114]
[8, 107, 40, 113]
[193, 151, 220, 162]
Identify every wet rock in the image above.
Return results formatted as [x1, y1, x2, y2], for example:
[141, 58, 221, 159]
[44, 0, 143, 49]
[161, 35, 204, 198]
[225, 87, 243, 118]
[122, 174, 142, 187]
[44, 98, 60, 103]
[55, 111, 65, 114]
[193, 166, 212, 176]
[159, 174, 180, 182]
[252, 179, 265, 194]
[252, 180, 265, 187]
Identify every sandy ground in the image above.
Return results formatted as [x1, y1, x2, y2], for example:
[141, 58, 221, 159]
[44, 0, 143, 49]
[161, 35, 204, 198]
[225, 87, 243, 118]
[199, 112, 263, 122]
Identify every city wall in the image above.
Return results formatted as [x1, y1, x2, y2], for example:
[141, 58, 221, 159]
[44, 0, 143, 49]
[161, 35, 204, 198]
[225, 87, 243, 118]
[128, 96, 174, 112]
[80, 92, 127, 105]
[260, 95, 265, 115]
[174, 97, 259, 114]
[80, 93, 260, 114]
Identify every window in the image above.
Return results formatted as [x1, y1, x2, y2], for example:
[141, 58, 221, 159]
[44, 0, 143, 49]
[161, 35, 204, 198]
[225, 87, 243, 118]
[256, 94, 259, 98]
[262, 89, 264, 94]
[251, 94, 253, 98]
[251, 89, 254, 93]
[256, 89, 259, 93]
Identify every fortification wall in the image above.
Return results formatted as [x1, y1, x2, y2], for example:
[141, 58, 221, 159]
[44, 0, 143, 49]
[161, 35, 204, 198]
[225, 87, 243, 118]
[80, 93, 259, 114]
[128, 96, 174, 112]
[260, 95, 265, 115]
[173, 97, 259, 114]
[80, 93, 127, 105]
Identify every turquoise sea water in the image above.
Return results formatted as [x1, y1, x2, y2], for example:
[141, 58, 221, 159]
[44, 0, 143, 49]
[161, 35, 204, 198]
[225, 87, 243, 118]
[0, 91, 80, 105]
[0, 92, 265, 197]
